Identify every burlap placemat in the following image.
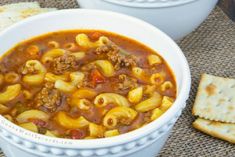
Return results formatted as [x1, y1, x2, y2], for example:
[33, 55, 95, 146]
[0, 1, 235, 157]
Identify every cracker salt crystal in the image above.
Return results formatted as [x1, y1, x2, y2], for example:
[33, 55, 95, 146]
[192, 73, 235, 123]
[193, 118, 235, 144]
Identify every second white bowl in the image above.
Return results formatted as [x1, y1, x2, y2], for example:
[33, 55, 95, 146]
[78, 0, 218, 40]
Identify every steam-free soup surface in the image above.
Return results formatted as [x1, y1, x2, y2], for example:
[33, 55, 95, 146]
[0, 30, 176, 139]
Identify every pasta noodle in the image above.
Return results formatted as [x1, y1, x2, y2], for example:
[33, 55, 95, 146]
[45, 131, 57, 137]
[144, 85, 156, 95]
[132, 67, 149, 83]
[92, 60, 114, 77]
[16, 110, 49, 123]
[70, 72, 85, 86]
[160, 81, 174, 92]
[72, 88, 97, 100]
[0, 84, 21, 104]
[22, 90, 33, 100]
[22, 60, 46, 85]
[45, 72, 69, 82]
[55, 80, 76, 93]
[0, 104, 9, 114]
[128, 86, 143, 103]
[75, 33, 109, 48]
[71, 99, 91, 110]
[151, 108, 164, 121]
[41, 48, 65, 63]
[26, 45, 39, 56]
[104, 129, 120, 137]
[103, 106, 137, 129]
[4, 72, 20, 84]
[150, 73, 164, 85]
[147, 54, 162, 66]
[47, 41, 60, 49]
[55, 72, 85, 93]
[4, 115, 13, 122]
[70, 52, 85, 60]
[94, 93, 130, 107]
[54, 111, 90, 129]
[63, 42, 77, 51]
[89, 123, 105, 137]
[160, 96, 174, 112]
[135, 92, 162, 112]
[19, 122, 38, 133]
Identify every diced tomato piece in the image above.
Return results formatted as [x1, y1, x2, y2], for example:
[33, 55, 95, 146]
[30, 119, 47, 127]
[90, 32, 102, 40]
[90, 69, 105, 86]
[70, 129, 85, 139]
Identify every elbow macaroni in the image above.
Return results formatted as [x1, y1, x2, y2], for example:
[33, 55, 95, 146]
[22, 90, 33, 100]
[0, 84, 21, 104]
[94, 93, 130, 107]
[135, 92, 162, 112]
[150, 73, 164, 85]
[41, 48, 65, 63]
[16, 109, 49, 123]
[128, 86, 143, 103]
[160, 81, 174, 92]
[103, 106, 137, 129]
[55, 72, 85, 93]
[0, 104, 9, 114]
[26, 45, 39, 56]
[19, 122, 38, 133]
[48, 41, 60, 48]
[63, 42, 77, 51]
[75, 33, 109, 48]
[54, 111, 89, 129]
[72, 88, 97, 100]
[144, 85, 156, 95]
[92, 60, 115, 77]
[70, 72, 85, 86]
[71, 99, 91, 110]
[104, 129, 120, 137]
[45, 72, 69, 82]
[45, 130, 57, 137]
[70, 52, 85, 60]
[160, 96, 174, 112]
[22, 60, 46, 86]
[4, 72, 20, 84]
[132, 67, 149, 83]
[151, 108, 164, 121]
[55, 80, 76, 93]
[89, 123, 105, 138]
[147, 54, 162, 66]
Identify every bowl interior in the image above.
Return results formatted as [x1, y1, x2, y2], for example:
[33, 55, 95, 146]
[0, 9, 190, 147]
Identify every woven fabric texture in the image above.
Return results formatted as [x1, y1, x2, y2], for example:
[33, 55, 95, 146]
[0, 0, 235, 157]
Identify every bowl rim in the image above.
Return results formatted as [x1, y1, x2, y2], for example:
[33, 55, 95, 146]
[100, 0, 199, 8]
[0, 9, 191, 148]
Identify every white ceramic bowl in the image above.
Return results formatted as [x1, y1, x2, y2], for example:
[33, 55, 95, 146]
[0, 9, 191, 157]
[77, 0, 218, 40]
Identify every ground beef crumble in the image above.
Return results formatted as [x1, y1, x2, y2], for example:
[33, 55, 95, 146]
[35, 82, 61, 112]
[52, 54, 79, 74]
[117, 74, 137, 90]
[95, 44, 137, 70]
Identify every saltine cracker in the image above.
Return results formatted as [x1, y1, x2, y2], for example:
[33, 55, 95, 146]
[193, 118, 235, 144]
[193, 74, 235, 123]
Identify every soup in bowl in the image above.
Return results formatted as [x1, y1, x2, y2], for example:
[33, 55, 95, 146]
[0, 9, 190, 157]
[0, 30, 176, 139]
